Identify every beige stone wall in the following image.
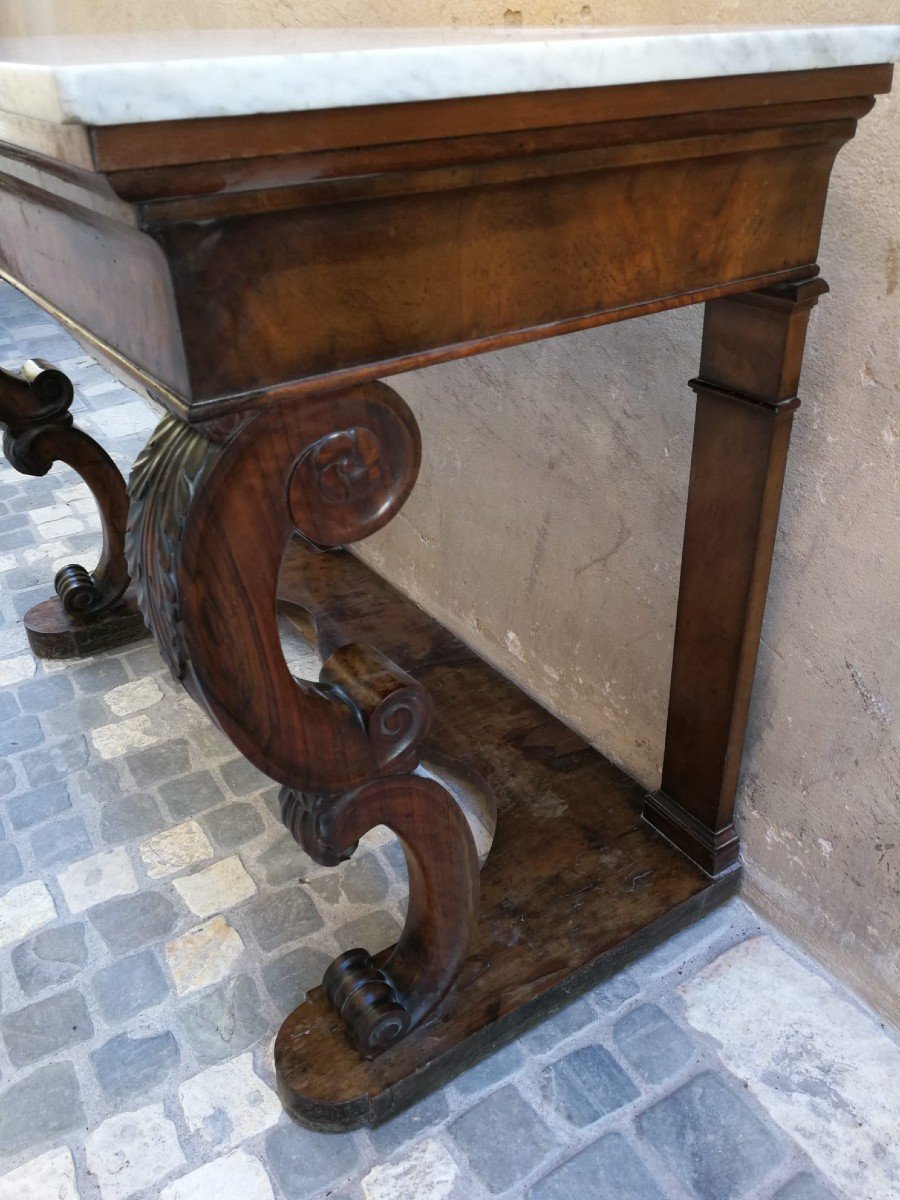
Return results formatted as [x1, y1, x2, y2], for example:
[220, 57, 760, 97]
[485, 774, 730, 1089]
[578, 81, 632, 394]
[2, 2, 900, 34]
[3, 3, 898, 1024]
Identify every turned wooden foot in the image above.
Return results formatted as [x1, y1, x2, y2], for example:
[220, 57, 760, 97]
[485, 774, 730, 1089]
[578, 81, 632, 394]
[0, 358, 148, 657]
[126, 381, 493, 1059]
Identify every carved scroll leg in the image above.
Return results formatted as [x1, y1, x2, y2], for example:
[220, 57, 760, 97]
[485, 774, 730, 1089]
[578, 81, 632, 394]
[0, 358, 147, 657]
[283, 773, 479, 1057]
[277, 597, 498, 868]
[127, 381, 492, 1059]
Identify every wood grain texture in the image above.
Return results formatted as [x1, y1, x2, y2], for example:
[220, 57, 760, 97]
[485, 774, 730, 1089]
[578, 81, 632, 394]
[647, 278, 829, 872]
[0, 65, 890, 417]
[273, 546, 739, 1130]
[283, 771, 480, 1059]
[91, 65, 893, 170]
[22, 591, 147, 659]
[0, 357, 147, 657]
[126, 383, 488, 1054]
[126, 382, 425, 789]
[0, 62, 890, 1113]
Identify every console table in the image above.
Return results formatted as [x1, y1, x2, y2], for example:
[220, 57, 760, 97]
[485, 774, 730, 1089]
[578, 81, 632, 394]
[0, 25, 896, 1131]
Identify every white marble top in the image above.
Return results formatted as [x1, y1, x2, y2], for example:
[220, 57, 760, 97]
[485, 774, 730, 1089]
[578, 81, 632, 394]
[0, 25, 897, 127]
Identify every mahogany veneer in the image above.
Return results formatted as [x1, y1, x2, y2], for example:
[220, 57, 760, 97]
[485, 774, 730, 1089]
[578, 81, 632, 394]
[274, 546, 738, 1129]
[0, 56, 892, 1129]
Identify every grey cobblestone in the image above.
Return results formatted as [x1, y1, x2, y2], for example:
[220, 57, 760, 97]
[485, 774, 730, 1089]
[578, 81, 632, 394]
[309, 852, 390, 905]
[70, 657, 128, 694]
[773, 1174, 840, 1200]
[591, 970, 640, 1012]
[540, 1042, 639, 1127]
[21, 734, 88, 787]
[120, 640, 164, 676]
[370, 1089, 450, 1154]
[16, 674, 74, 712]
[334, 909, 402, 954]
[530, 1132, 667, 1200]
[0, 842, 22, 887]
[69, 758, 121, 803]
[177, 973, 268, 1063]
[6, 780, 70, 829]
[261, 944, 332, 1012]
[160, 768, 228, 820]
[12, 923, 87, 996]
[91, 1030, 179, 1105]
[638, 1071, 786, 1199]
[89, 890, 179, 952]
[454, 1038, 525, 1094]
[12, 586, 55, 619]
[92, 948, 168, 1020]
[0, 714, 43, 755]
[219, 755, 274, 796]
[247, 885, 323, 950]
[100, 791, 166, 843]
[266, 1122, 364, 1200]
[1, 987, 93, 1066]
[126, 737, 192, 786]
[0, 527, 35, 552]
[0, 512, 27, 535]
[0, 1062, 84, 1155]
[612, 1002, 694, 1083]
[255, 837, 312, 887]
[30, 814, 92, 867]
[0, 564, 44, 591]
[201, 800, 265, 849]
[451, 1084, 559, 1193]
[521, 995, 595, 1053]
[43, 695, 109, 737]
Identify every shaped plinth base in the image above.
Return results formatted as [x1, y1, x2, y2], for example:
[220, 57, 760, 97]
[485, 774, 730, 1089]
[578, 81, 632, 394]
[273, 546, 740, 1132]
[24, 588, 149, 659]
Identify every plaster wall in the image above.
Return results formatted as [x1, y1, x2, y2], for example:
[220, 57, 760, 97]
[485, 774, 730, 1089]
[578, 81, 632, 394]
[2, 3, 898, 1025]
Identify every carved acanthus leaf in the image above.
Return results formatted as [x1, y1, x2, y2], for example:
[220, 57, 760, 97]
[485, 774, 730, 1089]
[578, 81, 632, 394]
[125, 414, 219, 679]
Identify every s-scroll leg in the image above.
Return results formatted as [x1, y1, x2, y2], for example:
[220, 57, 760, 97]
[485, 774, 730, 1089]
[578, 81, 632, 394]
[126, 380, 493, 1060]
[0, 358, 147, 657]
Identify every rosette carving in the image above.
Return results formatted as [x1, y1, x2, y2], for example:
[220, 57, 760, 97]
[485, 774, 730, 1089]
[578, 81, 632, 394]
[305, 426, 383, 502]
[286, 383, 420, 549]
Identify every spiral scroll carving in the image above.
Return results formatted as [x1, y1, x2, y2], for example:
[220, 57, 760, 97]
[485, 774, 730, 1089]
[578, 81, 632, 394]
[124, 384, 426, 788]
[369, 688, 431, 760]
[287, 383, 421, 548]
[0, 360, 132, 621]
[280, 773, 480, 1058]
[307, 426, 384, 503]
[125, 414, 220, 679]
[124, 383, 483, 1062]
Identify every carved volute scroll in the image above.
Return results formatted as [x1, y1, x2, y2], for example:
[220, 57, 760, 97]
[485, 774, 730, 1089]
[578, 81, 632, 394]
[127, 380, 423, 793]
[0, 359, 132, 619]
[281, 775, 479, 1057]
[126, 379, 487, 1059]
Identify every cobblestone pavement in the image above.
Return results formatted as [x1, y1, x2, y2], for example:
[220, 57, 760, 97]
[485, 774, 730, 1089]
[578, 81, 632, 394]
[0, 282, 895, 1199]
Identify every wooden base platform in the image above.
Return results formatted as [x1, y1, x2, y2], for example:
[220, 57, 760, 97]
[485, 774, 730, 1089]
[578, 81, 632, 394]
[274, 546, 739, 1132]
[24, 589, 148, 659]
